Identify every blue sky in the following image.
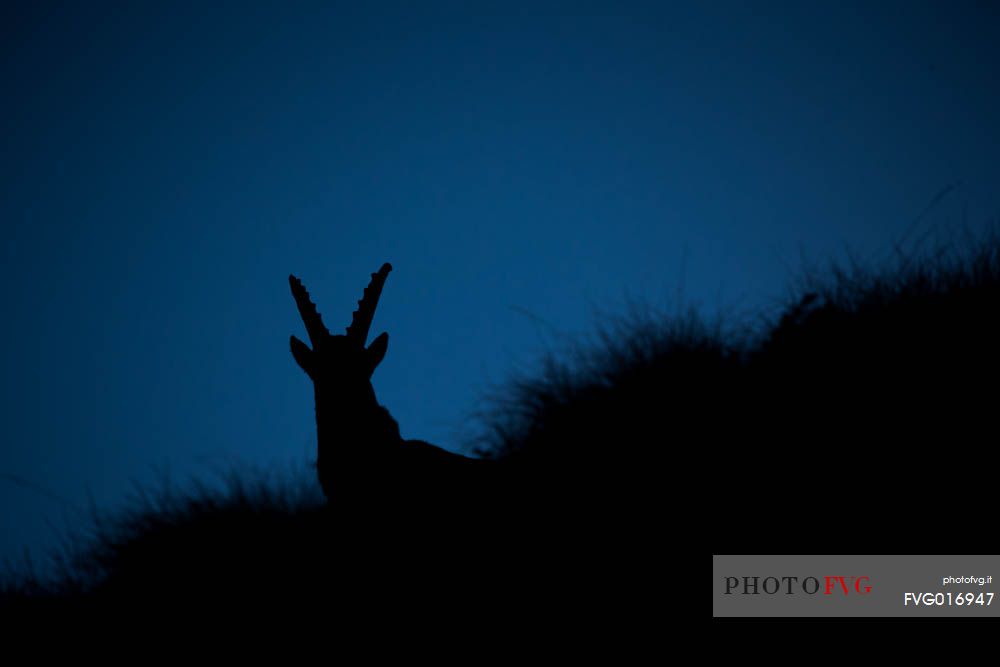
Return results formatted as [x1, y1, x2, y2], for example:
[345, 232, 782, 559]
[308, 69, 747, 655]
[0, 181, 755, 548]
[1, 1, 998, 566]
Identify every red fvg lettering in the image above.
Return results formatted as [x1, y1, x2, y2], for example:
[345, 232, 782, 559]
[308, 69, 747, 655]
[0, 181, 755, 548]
[824, 576, 872, 595]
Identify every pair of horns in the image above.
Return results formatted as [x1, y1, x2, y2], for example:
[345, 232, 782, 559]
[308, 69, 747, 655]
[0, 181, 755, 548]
[289, 262, 392, 346]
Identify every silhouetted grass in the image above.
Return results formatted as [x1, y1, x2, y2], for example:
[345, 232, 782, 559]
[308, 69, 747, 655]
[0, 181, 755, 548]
[4, 229, 998, 616]
[2, 467, 326, 609]
[471, 228, 998, 558]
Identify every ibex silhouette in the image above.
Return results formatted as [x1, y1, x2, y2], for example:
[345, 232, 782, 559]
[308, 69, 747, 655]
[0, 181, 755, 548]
[289, 263, 489, 507]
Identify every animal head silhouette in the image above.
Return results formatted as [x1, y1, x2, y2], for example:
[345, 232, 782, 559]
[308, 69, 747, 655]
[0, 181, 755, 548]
[288, 261, 482, 506]
[288, 263, 392, 386]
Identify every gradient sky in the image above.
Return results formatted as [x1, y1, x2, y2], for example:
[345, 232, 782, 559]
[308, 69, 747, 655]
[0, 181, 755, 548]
[2, 1, 998, 566]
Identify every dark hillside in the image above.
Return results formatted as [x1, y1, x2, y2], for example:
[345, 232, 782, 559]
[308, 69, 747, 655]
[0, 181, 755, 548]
[4, 236, 997, 621]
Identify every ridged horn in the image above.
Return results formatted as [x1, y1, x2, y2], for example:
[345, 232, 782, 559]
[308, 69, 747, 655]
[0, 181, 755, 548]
[346, 263, 392, 345]
[289, 275, 330, 347]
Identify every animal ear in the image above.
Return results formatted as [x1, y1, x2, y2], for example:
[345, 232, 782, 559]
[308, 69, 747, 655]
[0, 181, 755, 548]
[290, 335, 314, 378]
[366, 332, 389, 376]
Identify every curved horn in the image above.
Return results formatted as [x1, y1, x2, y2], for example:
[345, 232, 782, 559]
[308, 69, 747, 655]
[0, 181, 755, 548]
[289, 275, 330, 347]
[346, 263, 392, 344]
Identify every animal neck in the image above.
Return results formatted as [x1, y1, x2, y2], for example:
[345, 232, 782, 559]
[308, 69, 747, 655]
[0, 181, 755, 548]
[313, 379, 401, 446]
[311, 378, 402, 500]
